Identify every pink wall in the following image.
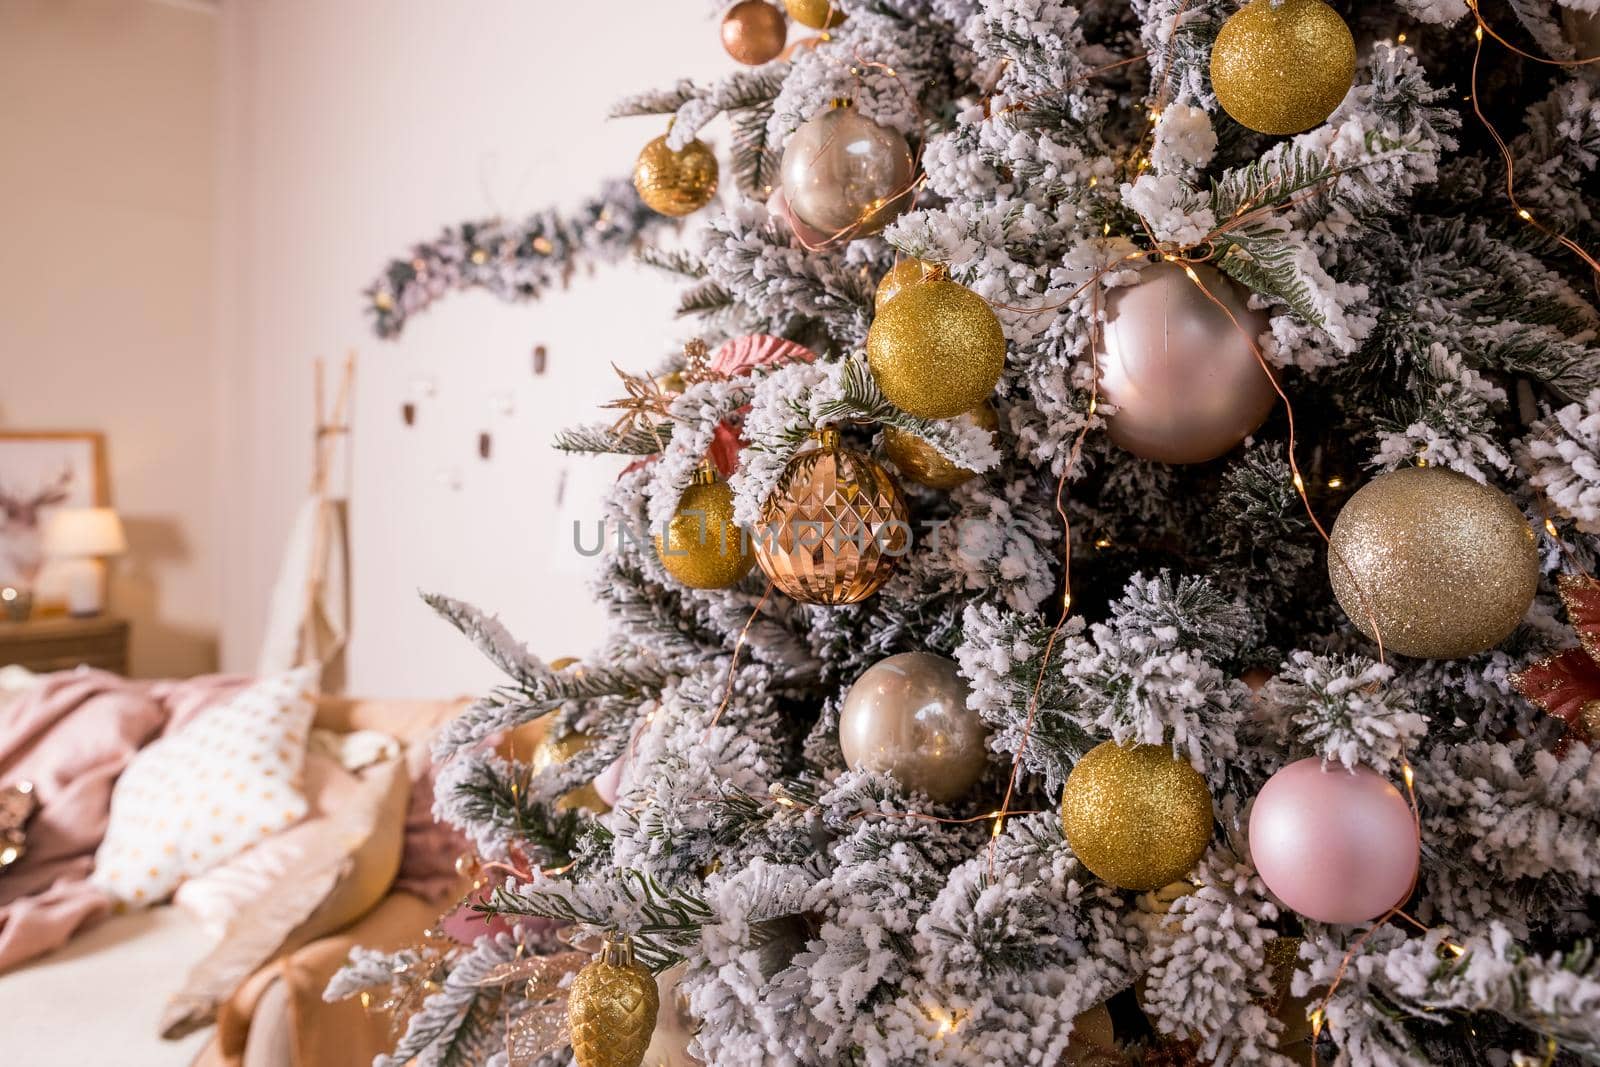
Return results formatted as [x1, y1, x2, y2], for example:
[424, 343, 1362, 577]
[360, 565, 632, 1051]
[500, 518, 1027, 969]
[217, 2, 730, 696]
[0, 0, 220, 677]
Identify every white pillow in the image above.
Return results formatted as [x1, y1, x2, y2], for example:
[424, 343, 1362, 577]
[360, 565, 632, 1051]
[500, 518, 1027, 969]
[90, 666, 319, 906]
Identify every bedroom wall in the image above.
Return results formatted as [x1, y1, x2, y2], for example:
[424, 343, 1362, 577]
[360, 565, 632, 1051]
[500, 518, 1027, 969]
[216, 2, 728, 697]
[0, 0, 220, 678]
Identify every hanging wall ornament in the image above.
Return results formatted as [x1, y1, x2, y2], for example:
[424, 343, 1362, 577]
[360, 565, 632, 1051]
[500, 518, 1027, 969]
[875, 258, 939, 310]
[779, 100, 914, 237]
[753, 428, 909, 604]
[1209, 0, 1356, 135]
[1097, 261, 1276, 464]
[1327, 467, 1538, 659]
[1248, 758, 1418, 924]
[569, 933, 660, 1067]
[882, 403, 999, 490]
[784, 0, 847, 30]
[634, 132, 719, 217]
[721, 0, 787, 65]
[655, 462, 756, 590]
[838, 652, 991, 803]
[867, 278, 1007, 419]
[1059, 741, 1214, 891]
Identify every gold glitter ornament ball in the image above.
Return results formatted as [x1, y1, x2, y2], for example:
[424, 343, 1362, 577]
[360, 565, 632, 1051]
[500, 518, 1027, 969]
[1327, 466, 1538, 659]
[882, 402, 999, 490]
[753, 428, 908, 604]
[875, 258, 938, 310]
[569, 934, 660, 1067]
[721, 0, 787, 65]
[785, 0, 847, 29]
[867, 279, 1007, 419]
[1210, 0, 1356, 135]
[655, 465, 755, 590]
[1060, 741, 1214, 891]
[634, 134, 719, 217]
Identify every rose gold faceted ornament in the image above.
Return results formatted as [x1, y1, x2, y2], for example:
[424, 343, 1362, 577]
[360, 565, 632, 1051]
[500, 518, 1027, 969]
[753, 428, 909, 604]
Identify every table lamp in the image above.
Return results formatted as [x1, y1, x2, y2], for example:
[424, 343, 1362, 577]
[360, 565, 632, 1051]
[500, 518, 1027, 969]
[41, 507, 127, 617]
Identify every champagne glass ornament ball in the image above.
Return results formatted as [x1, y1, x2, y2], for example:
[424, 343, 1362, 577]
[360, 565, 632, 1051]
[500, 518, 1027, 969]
[838, 652, 990, 804]
[779, 101, 914, 237]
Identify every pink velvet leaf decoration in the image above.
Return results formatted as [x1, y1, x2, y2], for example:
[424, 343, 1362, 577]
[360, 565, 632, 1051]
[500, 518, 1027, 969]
[708, 333, 817, 379]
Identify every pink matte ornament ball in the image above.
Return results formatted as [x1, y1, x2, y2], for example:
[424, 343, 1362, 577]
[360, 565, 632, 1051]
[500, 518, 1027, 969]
[1248, 758, 1419, 924]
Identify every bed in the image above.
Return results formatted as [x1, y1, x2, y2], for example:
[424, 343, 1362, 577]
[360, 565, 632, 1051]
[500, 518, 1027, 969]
[0, 682, 463, 1067]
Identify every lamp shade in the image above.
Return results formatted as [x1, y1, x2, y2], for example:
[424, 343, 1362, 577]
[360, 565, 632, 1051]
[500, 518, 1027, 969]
[42, 507, 127, 558]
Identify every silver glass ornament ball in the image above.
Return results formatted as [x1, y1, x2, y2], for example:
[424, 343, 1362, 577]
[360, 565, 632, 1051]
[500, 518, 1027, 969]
[779, 103, 914, 237]
[838, 652, 990, 804]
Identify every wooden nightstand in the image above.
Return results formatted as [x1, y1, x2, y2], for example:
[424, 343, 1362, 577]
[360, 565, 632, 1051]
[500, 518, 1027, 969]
[0, 615, 130, 675]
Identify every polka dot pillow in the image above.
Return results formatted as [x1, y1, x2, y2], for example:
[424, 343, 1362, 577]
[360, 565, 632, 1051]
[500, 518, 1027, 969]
[91, 666, 319, 906]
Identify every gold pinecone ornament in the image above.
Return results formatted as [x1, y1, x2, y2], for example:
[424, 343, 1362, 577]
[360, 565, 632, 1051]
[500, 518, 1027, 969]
[569, 934, 660, 1067]
[634, 133, 719, 217]
[753, 428, 909, 604]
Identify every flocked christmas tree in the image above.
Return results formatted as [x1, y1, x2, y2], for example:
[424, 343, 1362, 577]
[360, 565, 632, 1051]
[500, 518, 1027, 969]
[329, 0, 1600, 1064]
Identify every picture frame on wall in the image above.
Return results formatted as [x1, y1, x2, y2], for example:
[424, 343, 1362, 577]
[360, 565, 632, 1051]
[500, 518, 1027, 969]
[0, 431, 110, 588]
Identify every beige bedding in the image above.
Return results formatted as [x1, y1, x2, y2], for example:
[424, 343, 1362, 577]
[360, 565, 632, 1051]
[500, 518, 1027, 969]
[0, 903, 215, 1066]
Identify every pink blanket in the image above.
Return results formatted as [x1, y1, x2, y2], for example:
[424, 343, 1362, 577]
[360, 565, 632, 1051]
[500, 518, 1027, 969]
[0, 669, 245, 973]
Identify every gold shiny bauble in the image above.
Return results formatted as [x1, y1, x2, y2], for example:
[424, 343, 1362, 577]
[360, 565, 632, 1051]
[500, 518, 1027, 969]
[634, 135, 719, 217]
[785, 0, 847, 29]
[532, 731, 611, 814]
[839, 652, 990, 803]
[642, 963, 702, 1067]
[875, 258, 939, 310]
[1210, 0, 1356, 135]
[867, 279, 1007, 420]
[1327, 467, 1538, 659]
[570, 934, 660, 1067]
[1060, 742, 1214, 891]
[882, 403, 999, 490]
[780, 103, 914, 236]
[721, 0, 787, 65]
[752, 428, 909, 604]
[655, 466, 755, 590]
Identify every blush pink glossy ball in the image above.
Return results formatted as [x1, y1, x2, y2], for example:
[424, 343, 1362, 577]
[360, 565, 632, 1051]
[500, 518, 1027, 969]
[1248, 758, 1419, 924]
